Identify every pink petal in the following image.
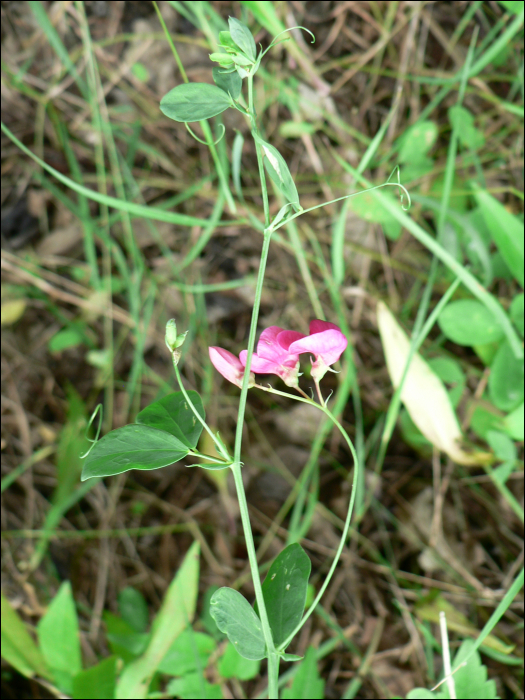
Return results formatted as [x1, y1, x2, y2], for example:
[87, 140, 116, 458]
[309, 319, 341, 334]
[277, 330, 306, 351]
[256, 326, 286, 361]
[288, 329, 348, 365]
[209, 346, 245, 387]
[240, 350, 279, 374]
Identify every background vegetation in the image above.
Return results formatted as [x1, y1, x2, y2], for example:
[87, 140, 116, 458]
[1, 1, 523, 698]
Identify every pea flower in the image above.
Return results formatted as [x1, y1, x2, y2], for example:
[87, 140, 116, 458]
[287, 320, 348, 381]
[209, 347, 255, 389]
[239, 326, 305, 388]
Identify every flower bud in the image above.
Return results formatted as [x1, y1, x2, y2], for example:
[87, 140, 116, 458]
[165, 319, 178, 351]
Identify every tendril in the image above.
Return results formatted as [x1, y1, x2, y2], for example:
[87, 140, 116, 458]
[185, 121, 225, 146]
[80, 404, 103, 458]
[261, 26, 316, 58]
[386, 165, 411, 211]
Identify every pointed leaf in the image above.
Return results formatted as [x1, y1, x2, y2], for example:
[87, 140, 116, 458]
[1, 593, 51, 680]
[157, 629, 216, 676]
[472, 186, 524, 287]
[228, 17, 256, 62]
[116, 542, 200, 698]
[257, 544, 311, 647]
[160, 83, 232, 123]
[282, 647, 324, 699]
[210, 588, 266, 660]
[72, 656, 117, 700]
[38, 581, 82, 694]
[212, 67, 242, 99]
[252, 133, 300, 210]
[136, 391, 204, 448]
[81, 425, 189, 480]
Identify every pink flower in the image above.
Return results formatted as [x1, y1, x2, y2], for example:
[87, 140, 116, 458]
[209, 347, 255, 388]
[288, 319, 347, 381]
[240, 326, 305, 388]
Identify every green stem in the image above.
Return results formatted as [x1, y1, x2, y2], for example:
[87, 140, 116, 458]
[174, 364, 231, 462]
[230, 71, 278, 696]
[254, 385, 359, 652]
[231, 461, 279, 698]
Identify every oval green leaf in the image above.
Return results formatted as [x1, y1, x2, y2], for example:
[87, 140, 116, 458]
[488, 340, 524, 412]
[228, 16, 256, 62]
[81, 425, 189, 480]
[136, 391, 204, 448]
[209, 588, 266, 660]
[212, 67, 242, 99]
[438, 299, 505, 346]
[257, 543, 311, 648]
[160, 83, 232, 123]
[252, 133, 300, 211]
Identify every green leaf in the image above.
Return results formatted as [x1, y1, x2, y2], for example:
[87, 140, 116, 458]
[136, 391, 204, 449]
[252, 133, 301, 211]
[116, 542, 200, 698]
[81, 425, 189, 480]
[209, 588, 266, 660]
[157, 629, 216, 676]
[72, 656, 117, 700]
[427, 356, 466, 408]
[406, 690, 445, 699]
[209, 52, 235, 67]
[212, 67, 242, 99]
[48, 327, 86, 352]
[200, 586, 226, 640]
[499, 1, 524, 14]
[1, 593, 51, 680]
[448, 105, 485, 150]
[228, 16, 257, 62]
[118, 587, 149, 634]
[218, 31, 238, 51]
[489, 340, 524, 412]
[469, 404, 504, 441]
[472, 186, 524, 287]
[257, 544, 311, 648]
[218, 642, 260, 680]
[282, 647, 324, 699]
[104, 612, 149, 663]
[438, 299, 505, 346]
[38, 582, 82, 694]
[502, 402, 524, 440]
[279, 652, 303, 661]
[509, 293, 524, 338]
[452, 639, 498, 700]
[160, 83, 232, 123]
[486, 429, 517, 462]
[397, 120, 438, 163]
[166, 672, 222, 699]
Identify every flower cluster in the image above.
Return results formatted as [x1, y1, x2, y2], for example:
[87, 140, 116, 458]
[209, 320, 347, 389]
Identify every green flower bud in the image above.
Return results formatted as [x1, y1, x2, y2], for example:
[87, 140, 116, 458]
[174, 330, 188, 348]
[165, 319, 178, 351]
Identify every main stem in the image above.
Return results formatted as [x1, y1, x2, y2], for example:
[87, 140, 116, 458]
[231, 73, 280, 698]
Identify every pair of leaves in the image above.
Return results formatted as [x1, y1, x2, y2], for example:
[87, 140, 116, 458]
[209, 544, 311, 660]
[81, 392, 204, 480]
[252, 133, 302, 213]
[160, 17, 255, 123]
